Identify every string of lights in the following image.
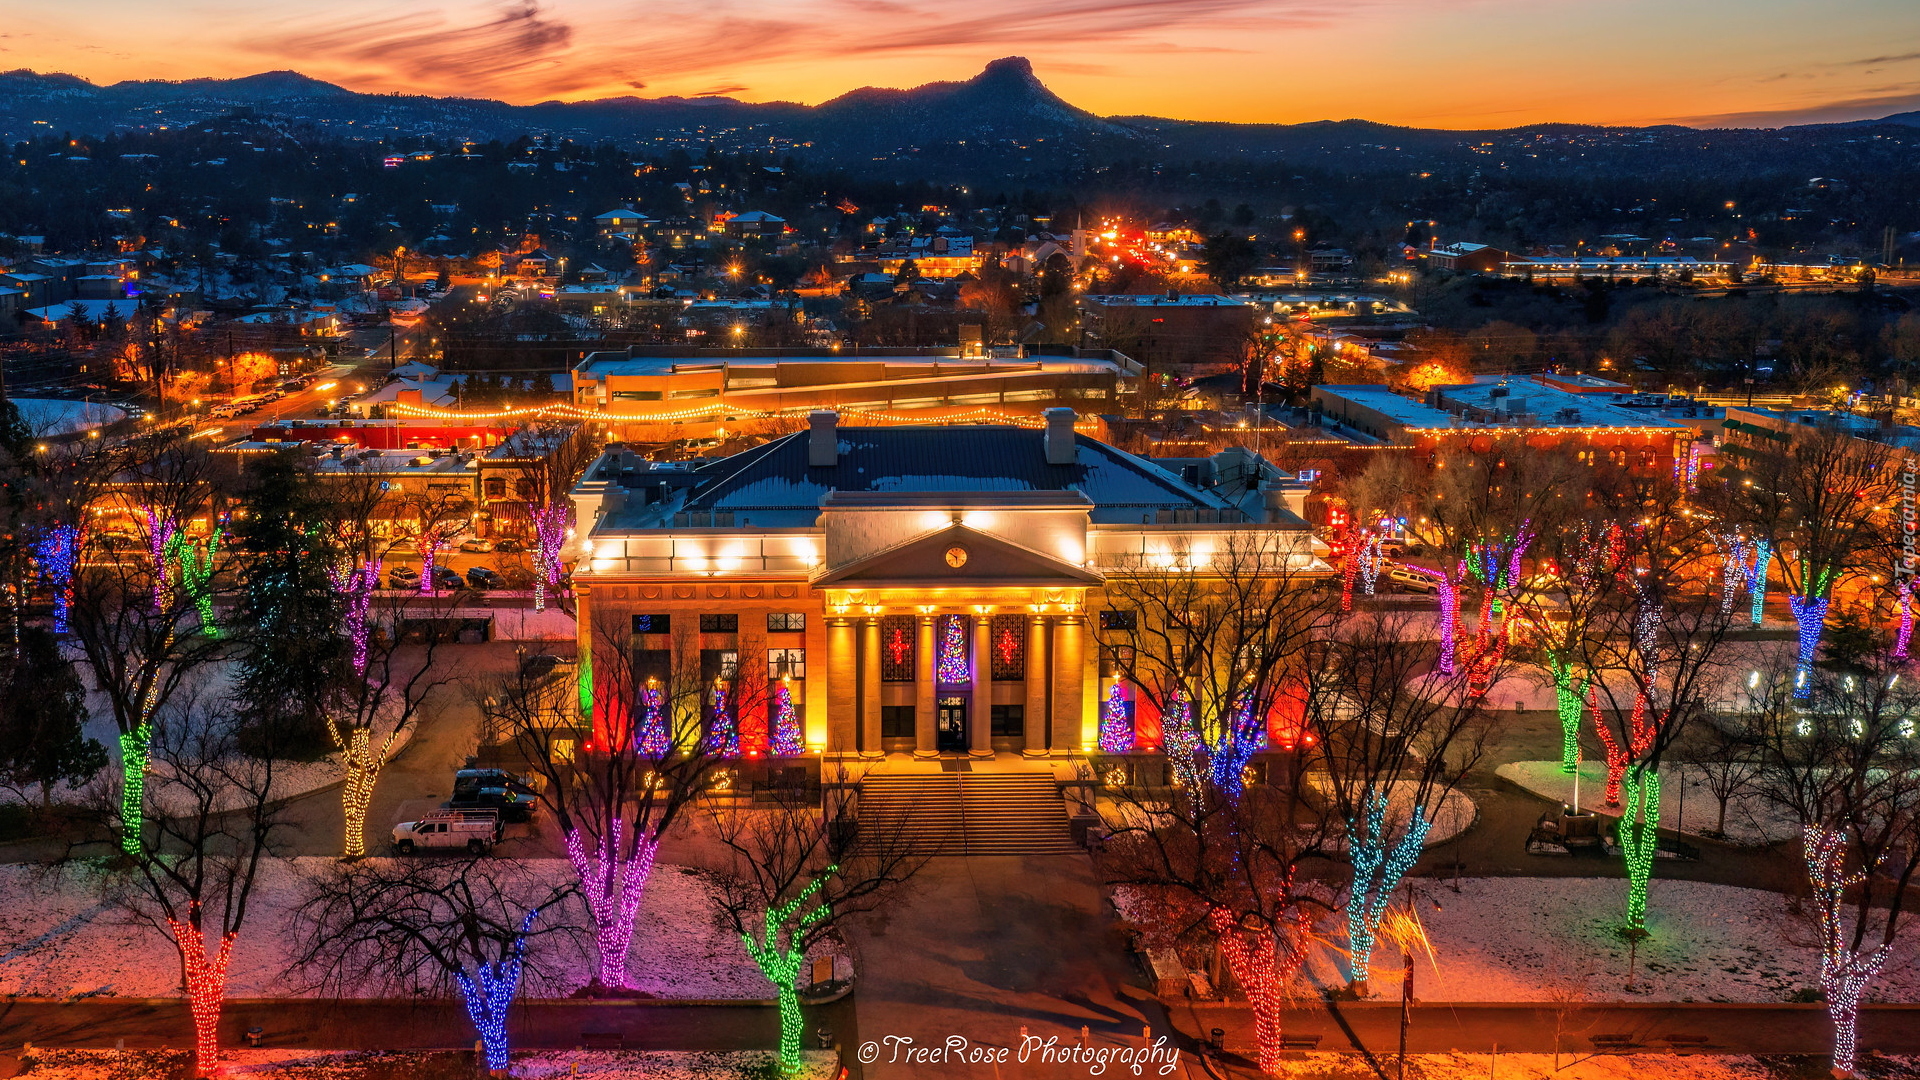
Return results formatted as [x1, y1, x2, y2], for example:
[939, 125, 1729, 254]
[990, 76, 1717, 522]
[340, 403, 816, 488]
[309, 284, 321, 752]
[144, 508, 177, 613]
[771, 679, 804, 757]
[1789, 592, 1833, 699]
[1717, 532, 1748, 616]
[1746, 540, 1772, 626]
[1098, 682, 1135, 754]
[1208, 905, 1301, 1075]
[1206, 693, 1266, 801]
[1345, 787, 1434, 983]
[530, 502, 569, 612]
[1547, 657, 1590, 774]
[1617, 768, 1661, 931]
[167, 905, 238, 1077]
[1805, 826, 1887, 1075]
[326, 558, 381, 674]
[1162, 692, 1203, 798]
[564, 822, 659, 990]
[741, 866, 838, 1074]
[453, 906, 541, 1073]
[1399, 565, 1460, 674]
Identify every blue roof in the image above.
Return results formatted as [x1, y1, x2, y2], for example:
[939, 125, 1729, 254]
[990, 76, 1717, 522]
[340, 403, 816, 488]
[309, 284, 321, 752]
[630, 426, 1239, 526]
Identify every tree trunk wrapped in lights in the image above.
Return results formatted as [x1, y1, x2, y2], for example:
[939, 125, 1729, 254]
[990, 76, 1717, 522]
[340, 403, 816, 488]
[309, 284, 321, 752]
[1745, 540, 1771, 626]
[1805, 826, 1887, 1077]
[1209, 905, 1313, 1075]
[456, 908, 542, 1075]
[1547, 657, 1591, 774]
[1893, 581, 1914, 662]
[168, 906, 237, 1078]
[741, 868, 835, 1074]
[565, 821, 659, 991]
[143, 508, 178, 613]
[530, 502, 569, 612]
[1343, 787, 1433, 985]
[33, 523, 81, 634]
[1616, 766, 1661, 932]
[1789, 588, 1833, 698]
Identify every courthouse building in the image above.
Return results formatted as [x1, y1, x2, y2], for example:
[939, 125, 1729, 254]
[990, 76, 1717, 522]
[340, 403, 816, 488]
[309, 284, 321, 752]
[570, 409, 1328, 759]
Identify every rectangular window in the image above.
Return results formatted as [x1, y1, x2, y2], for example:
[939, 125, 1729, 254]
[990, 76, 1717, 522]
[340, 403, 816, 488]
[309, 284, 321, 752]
[881, 705, 915, 739]
[767, 612, 807, 632]
[632, 613, 671, 634]
[699, 613, 739, 633]
[989, 614, 1027, 680]
[990, 704, 1024, 737]
[768, 648, 806, 681]
[701, 649, 739, 680]
[1100, 609, 1137, 631]
[879, 614, 916, 682]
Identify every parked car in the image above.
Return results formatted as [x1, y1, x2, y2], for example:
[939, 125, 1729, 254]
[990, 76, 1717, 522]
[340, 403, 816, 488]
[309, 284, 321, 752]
[448, 769, 538, 823]
[392, 809, 501, 854]
[1385, 565, 1440, 594]
[502, 565, 536, 589]
[459, 538, 494, 553]
[466, 565, 503, 589]
[387, 565, 421, 588]
[491, 538, 523, 553]
[431, 566, 464, 590]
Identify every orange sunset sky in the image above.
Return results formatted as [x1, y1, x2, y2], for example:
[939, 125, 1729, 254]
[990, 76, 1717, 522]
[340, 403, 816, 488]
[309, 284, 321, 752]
[4, 0, 1917, 128]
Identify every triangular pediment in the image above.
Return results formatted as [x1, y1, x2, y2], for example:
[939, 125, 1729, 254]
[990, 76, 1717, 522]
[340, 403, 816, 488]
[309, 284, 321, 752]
[812, 524, 1102, 587]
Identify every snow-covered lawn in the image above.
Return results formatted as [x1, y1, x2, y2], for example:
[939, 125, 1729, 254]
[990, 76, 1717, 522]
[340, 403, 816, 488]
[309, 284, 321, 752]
[1304, 779, 1480, 849]
[1118, 877, 1920, 1004]
[0, 859, 774, 1001]
[10, 1049, 838, 1080]
[1496, 761, 1797, 846]
[1300, 877, 1920, 1003]
[1246, 1053, 1917, 1080]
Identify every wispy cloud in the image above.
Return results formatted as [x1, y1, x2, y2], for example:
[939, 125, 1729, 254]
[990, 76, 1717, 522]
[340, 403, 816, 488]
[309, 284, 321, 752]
[1675, 87, 1920, 127]
[232, 0, 1407, 102]
[239, 1, 639, 98]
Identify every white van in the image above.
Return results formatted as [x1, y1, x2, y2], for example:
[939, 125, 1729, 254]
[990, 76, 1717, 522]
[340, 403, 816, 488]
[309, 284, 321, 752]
[392, 810, 501, 854]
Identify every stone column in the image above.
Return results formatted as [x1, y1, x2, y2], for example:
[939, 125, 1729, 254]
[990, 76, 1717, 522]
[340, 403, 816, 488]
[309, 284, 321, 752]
[1050, 613, 1087, 753]
[913, 614, 938, 758]
[860, 616, 883, 758]
[825, 617, 858, 755]
[1022, 614, 1049, 757]
[969, 614, 993, 757]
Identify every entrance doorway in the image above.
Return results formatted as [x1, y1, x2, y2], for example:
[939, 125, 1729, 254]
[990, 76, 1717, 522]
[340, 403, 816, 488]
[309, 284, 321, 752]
[936, 696, 968, 753]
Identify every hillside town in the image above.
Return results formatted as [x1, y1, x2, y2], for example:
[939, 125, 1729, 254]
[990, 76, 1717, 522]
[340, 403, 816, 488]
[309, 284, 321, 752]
[3, 34, 1920, 1080]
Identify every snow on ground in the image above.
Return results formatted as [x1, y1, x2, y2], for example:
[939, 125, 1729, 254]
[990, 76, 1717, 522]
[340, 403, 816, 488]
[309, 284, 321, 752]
[1496, 761, 1798, 846]
[12, 1049, 838, 1080]
[1252, 1053, 1918, 1080]
[1304, 779, 1479, 849]
[1299, 877, 1920, 1003]
[1118, 877, 1920, 1004]
[0, 859, 772, 1001]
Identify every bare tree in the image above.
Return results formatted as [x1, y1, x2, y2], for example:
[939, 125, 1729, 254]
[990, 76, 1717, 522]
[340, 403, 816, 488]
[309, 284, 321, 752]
[92, 698, 290, 1078]
[478, 614, 731, 991]
[289, 859, 582, 1077]
[493, 422, 596, 612]
[704, 769, 928, 1073]
[1717, 424, 1896, 695]
[1305, 608, 1500, 995]
[1748, 649, 1920, 1075]
[67, 533, 230, 854]
[1093, 528, 1336, 799]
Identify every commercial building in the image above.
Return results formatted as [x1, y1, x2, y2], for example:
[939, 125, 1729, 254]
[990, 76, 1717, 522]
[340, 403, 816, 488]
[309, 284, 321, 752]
[568, 409, 1328, 759]
[567, 346, 1139, 437]
[1077, 294, 1254, 372]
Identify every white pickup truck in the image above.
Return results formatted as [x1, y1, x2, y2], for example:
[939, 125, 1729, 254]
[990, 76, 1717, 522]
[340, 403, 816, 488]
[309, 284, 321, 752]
[392, 809, 502, 854]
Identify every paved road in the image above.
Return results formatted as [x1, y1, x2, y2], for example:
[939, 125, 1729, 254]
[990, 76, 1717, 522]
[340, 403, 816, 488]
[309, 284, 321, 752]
[846, 855, 1172, 1080]
[0, 997, 845, 1053]
[1165, 999, 1920, 1056]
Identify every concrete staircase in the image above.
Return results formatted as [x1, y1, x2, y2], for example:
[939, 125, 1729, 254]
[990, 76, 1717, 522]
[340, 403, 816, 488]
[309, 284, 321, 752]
[859, 772, 1080, 856]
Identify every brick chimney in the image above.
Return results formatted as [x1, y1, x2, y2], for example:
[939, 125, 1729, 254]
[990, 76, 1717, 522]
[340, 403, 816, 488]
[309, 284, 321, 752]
[808, 410, 839, 467]
[1044, 407, 1077, 466]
